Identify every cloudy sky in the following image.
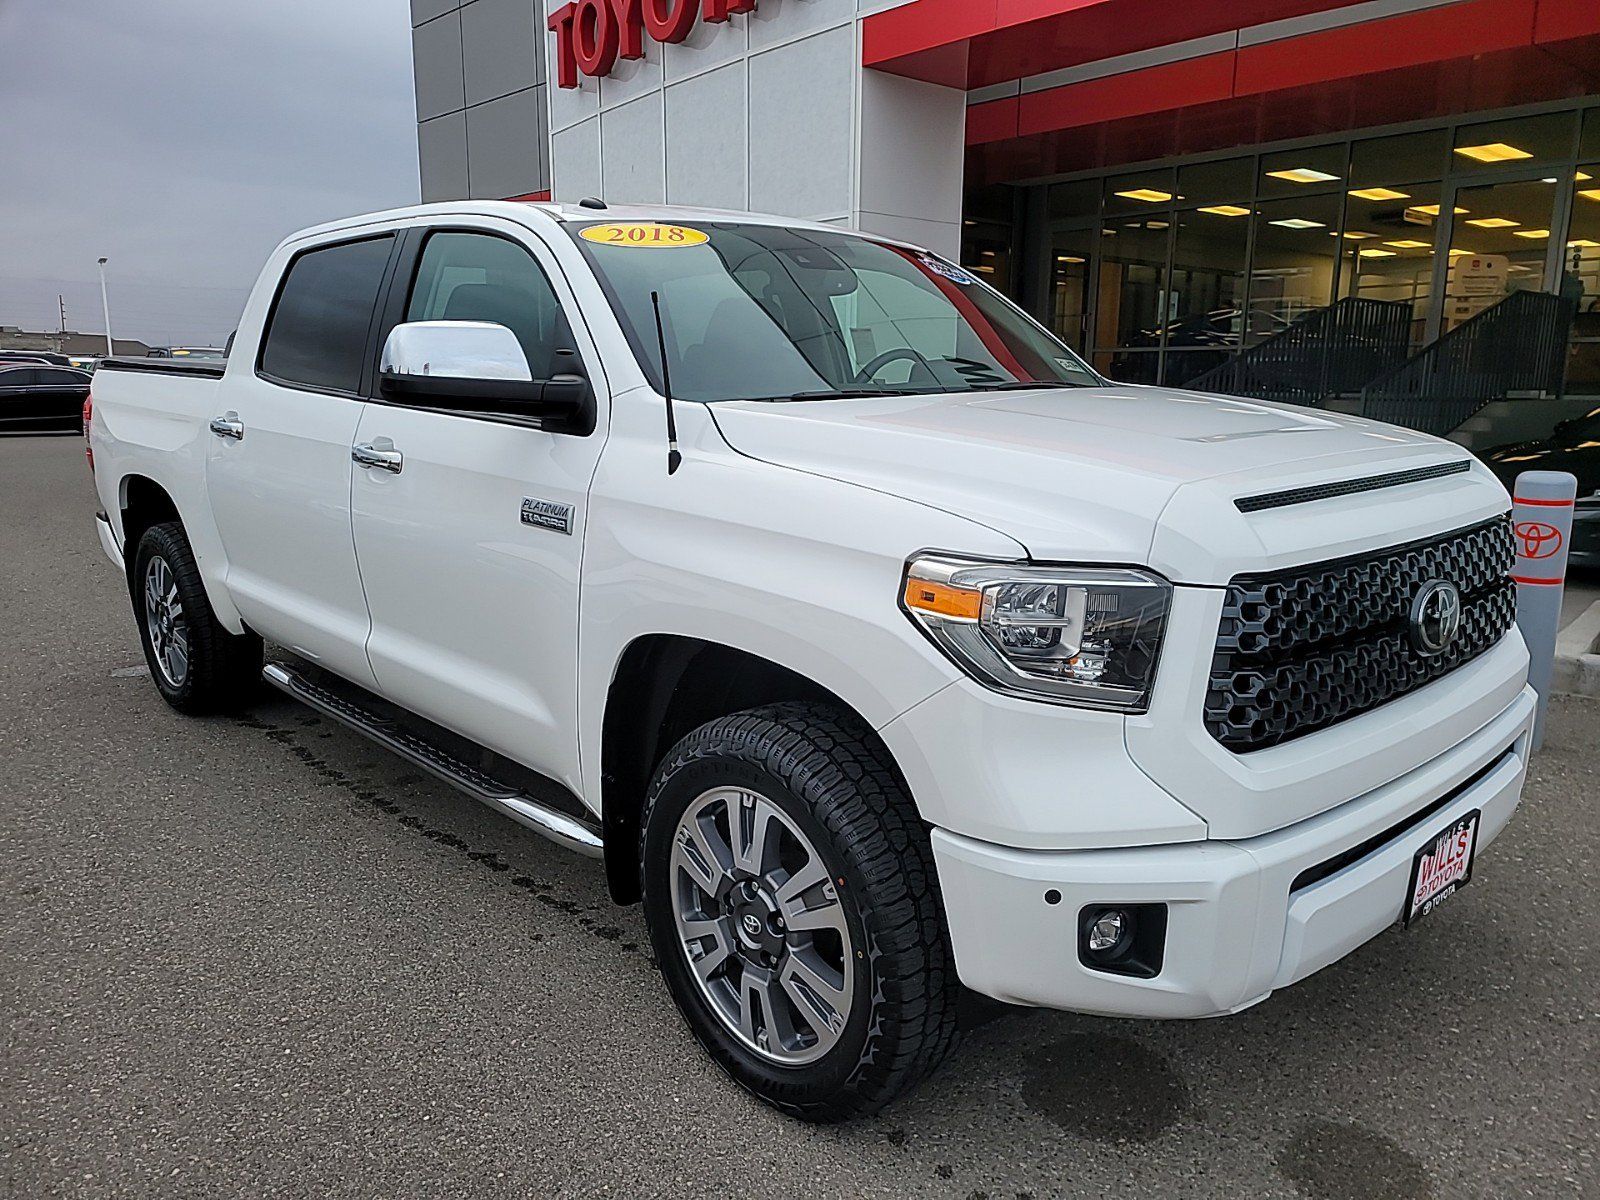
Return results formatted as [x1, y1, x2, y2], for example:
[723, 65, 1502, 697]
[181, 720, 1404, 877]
[0, 0, 419, 348]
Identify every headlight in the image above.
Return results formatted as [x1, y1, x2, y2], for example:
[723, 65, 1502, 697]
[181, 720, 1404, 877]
[900, 556, 1171, 711]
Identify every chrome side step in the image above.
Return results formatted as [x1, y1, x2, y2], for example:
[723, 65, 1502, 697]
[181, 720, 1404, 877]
[262, 663, 603, 859]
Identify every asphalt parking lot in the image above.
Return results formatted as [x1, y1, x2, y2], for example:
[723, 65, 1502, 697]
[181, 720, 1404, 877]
[3, 433, 1597, 1199]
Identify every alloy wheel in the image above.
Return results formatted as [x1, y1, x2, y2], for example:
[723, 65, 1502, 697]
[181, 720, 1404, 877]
[143, 554, 190, 687]
[670, 786, 855, 1066]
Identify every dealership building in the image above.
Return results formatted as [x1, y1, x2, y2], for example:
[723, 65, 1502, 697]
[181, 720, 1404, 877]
[411, 0, 1600, 422]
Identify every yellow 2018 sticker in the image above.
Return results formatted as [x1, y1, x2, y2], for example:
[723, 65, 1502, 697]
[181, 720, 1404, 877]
[579, 222, 709, 248]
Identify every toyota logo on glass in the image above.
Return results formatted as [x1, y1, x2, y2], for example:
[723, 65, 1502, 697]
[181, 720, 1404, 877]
[549, 0, 758, 88]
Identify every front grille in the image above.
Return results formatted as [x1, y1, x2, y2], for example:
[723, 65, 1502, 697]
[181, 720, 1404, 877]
[1205, 517, 1516, 752]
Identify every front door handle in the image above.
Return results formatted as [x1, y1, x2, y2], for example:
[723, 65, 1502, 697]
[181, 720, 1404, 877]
[352, 441, 403, 474]
[208, 413, 244, 440]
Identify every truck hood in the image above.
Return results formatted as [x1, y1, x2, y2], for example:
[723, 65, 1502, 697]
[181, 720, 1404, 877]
[711, 386, 1512, 583]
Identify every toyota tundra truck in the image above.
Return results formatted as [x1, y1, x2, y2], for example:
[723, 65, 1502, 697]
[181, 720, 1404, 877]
[85, 201, 1533, 1121]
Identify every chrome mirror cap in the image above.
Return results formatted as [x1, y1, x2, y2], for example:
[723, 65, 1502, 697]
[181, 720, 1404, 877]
[379, 320, 532, 383]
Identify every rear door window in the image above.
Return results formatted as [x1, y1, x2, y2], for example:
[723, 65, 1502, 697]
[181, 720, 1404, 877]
[0, 369, 37, 387]
[260, 235, 394, 394]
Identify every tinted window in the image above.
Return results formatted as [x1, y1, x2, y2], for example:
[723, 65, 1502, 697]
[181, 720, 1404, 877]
[37, 369, 87, 385]
[405, 231, 571, 380]
[260, 235, 393, 393]
[569, 222, 1099, 403]
[0, 368, 36, 386]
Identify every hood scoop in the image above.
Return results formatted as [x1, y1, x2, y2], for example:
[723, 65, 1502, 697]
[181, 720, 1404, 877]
[1235, 460, 1471, 513]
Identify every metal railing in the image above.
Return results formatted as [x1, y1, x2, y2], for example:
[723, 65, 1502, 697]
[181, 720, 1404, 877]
[1184, 297, 1414, 407]
[1359, 291, 1576, 436]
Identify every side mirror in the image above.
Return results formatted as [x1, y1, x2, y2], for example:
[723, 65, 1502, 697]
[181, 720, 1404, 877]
[378, 320, 586, 422]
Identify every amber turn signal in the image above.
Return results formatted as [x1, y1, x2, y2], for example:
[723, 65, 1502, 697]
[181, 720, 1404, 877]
[903, 578, 982, 620]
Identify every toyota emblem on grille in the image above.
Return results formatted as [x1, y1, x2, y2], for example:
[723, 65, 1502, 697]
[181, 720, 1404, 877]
[1409, 579, 1462, 657]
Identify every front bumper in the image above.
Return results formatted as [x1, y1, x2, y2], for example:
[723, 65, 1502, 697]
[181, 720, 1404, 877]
[931, 685, 1535, 1017]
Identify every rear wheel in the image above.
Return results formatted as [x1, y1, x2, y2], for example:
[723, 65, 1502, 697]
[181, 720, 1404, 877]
[131, 522, 261, 713]
[640, 703, 959, 1122]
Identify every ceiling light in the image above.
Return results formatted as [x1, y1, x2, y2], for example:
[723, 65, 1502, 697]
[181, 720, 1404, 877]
[1410, 204, 1468, 218]
[1339, 230, 1377, 239]
[1197, 204, 1250, 217]
[1577, 171, 1594, 181]
[1448, 248, 1474, 256]
[1269, 218, 1326, 229]
[1267, 167, 1341, 184]
[1147, 220, 1170, 229]
[1579, 190, 1600, 202]
[1542, 177, 1560, 184]
[1466, 217, 1520, 228]
[1349, 187, 1410, 201]
[1513, 229, 1550, 239]
[1454, 142, 1533, 163]
[1384, 239, 1431, 248]
[1569, 239, 1600, 248]
[1359, 248, 1398, 258]
[1114, 188, 1173, 203]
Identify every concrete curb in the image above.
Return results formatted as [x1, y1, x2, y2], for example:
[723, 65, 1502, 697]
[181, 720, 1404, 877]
[1553, 600, 1600, 699]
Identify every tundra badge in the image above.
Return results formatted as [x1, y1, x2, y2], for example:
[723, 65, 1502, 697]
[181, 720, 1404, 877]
[521, 497, 574, 535]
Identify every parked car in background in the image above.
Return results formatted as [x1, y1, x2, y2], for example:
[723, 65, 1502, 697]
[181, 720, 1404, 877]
[147, 346, 226, 360]
[0, 363, 91, 433]
[0, 351, 55, 367]
[66, 355, 101, 374]
[1484, 404, 1600, 568]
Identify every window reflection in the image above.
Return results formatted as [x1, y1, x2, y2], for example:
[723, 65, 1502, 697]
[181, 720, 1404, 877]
[1248, 194, 1343, 345]
[1566, 162, 1600, 395]
[1092, 220, 1170, 383]
[1341, 182, 1441, 350]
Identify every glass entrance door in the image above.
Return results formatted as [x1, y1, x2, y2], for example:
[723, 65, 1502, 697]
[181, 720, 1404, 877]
[1435, 173, 1565, 338]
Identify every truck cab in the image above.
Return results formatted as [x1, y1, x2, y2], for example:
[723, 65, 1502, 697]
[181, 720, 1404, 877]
[87, 200, 1533, 1120]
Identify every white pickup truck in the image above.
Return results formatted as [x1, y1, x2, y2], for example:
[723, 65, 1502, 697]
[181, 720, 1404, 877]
[87, 201, 1533, 1121]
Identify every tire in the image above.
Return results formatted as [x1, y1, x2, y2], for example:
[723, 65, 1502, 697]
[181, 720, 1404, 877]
[640, 702, 960, 1122]
[131, 521, 262, 714]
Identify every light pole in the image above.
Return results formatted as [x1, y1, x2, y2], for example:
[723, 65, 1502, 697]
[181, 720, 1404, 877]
[96, 257, 113, 356]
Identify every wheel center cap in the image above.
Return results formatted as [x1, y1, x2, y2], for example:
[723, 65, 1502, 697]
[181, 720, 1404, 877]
[730, 881, 784, 958]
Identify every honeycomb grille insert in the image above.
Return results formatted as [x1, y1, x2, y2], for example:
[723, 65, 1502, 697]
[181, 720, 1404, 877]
[1205, 517, 1516, 752]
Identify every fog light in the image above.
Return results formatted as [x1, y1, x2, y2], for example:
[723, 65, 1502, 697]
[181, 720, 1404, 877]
[1077, 902, 1168, 979]
[1087, 910, 1127, 953]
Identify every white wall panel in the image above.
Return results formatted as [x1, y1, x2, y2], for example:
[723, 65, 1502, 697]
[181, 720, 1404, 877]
[749, 0, 859, 53]
[601, 93, 667, 204]
[665, 62, 748, 210]
[599, 41, 667, 110]
[552, 117, 602, 201]
[663, 11, 750, 82]
[857, 69, 965, 250]
[748, 25, 855, 219]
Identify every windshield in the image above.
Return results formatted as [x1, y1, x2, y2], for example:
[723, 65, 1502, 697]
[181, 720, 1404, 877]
[567, 220, 1100, 402]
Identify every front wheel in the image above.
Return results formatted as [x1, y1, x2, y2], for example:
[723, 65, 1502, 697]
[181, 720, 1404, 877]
[640, 703, 959, 1122]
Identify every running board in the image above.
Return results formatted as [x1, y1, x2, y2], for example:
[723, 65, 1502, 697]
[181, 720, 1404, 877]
[262, 663, 604, 859]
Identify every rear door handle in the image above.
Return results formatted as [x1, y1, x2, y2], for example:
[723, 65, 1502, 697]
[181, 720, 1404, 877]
[352, 441, 403, 474]
[209, 413, 244, 440]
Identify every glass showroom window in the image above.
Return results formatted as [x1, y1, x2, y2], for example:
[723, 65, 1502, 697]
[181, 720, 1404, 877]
[1095, 168, 1176, 383]
[1566, 155, 1600, 395]
[1247, 192, 1345, 348]
[1341, 130, 1448, 352]
[1164, 157, 1254, 388]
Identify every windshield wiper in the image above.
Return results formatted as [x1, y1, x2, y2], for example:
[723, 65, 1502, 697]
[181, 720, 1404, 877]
[784, 387, 919, 401]
[967, 380, 1064, 392]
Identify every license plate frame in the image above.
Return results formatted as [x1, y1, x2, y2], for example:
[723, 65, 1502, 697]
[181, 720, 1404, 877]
[1404, 809, 1481, 927]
